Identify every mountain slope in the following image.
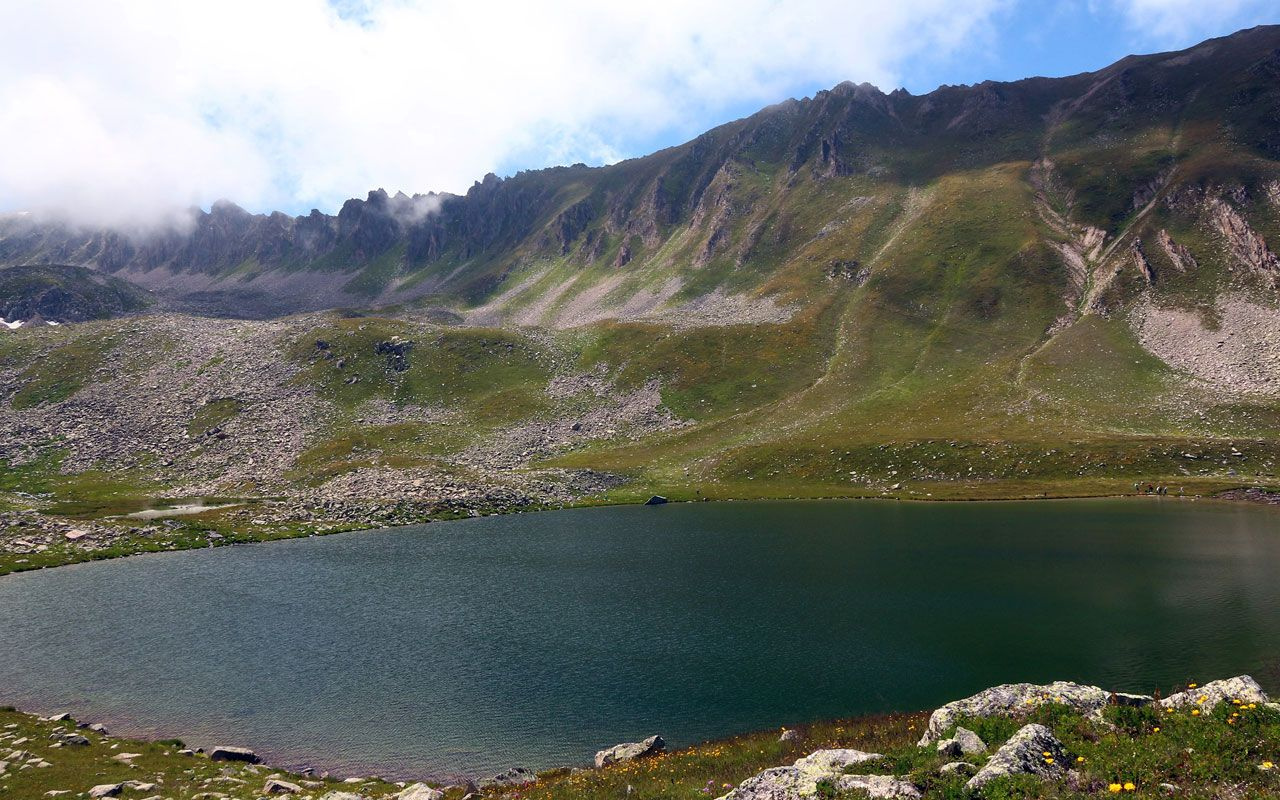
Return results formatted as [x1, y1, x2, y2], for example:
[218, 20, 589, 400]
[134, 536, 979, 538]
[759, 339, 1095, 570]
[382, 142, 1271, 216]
[2, 27, 1280, 570]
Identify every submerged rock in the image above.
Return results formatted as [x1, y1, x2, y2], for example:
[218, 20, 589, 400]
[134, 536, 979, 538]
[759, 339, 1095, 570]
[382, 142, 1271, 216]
[595, 734, 665, 768]
[717, 749, 920, 800]
[1159, 676, 1268, 710]
[966, 723, 1067, 792]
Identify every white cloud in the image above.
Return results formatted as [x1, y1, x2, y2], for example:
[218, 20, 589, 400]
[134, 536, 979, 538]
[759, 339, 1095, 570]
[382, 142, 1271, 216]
[0, 0, 1006, 226]
[1111, 0, 1275, 45]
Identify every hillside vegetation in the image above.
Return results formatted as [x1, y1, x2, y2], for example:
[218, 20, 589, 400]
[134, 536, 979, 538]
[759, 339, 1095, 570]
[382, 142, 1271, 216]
[2, 28, 1280, 570]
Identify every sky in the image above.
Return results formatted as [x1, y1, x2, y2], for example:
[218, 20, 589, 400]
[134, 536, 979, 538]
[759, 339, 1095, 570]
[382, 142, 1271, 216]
[0, 0, 1275, 226]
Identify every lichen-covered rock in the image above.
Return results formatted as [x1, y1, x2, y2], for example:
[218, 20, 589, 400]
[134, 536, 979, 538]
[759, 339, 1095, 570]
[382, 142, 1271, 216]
[716, 749, 920, 800]
[935, 726, 985, 757]
[966, 724, 1067, 793]
[938, 761, 978, 777]
[919, 682, 1147, 745]
[1159, 676, 1268, 710]
[397, 783, 444, 800]
[479, 766, 536, 789]
[594, 734, 665, 768]
[779, 729, 802, 743]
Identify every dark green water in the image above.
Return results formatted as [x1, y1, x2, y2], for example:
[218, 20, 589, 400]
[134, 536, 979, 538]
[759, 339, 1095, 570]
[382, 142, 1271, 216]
[1, 499, 1278, 780]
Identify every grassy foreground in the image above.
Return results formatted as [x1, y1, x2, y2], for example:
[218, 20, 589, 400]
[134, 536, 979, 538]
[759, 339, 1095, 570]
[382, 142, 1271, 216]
[4, 688, 1279, 799]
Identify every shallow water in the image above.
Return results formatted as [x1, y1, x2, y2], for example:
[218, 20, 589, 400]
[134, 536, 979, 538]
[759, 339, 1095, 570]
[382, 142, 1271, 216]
[1, 498, 1278, 780]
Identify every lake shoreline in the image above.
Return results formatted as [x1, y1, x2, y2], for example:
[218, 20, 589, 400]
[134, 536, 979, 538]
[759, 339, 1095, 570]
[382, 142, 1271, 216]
[2, 481, 1278, 578]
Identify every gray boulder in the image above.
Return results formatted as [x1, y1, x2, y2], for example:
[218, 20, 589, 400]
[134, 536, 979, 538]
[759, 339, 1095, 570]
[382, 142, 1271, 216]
[209, 745, 260, 763]
[938, 761, 978, 777]
[966, 724, 1067, 792]
[264, 778, 303, 794]
[88, 785, 123, 799]
[397, 783, 444, 800]
[717, 749, 920, 800]
[319, 793, 369, 800]
[919, 681, 1147, 745]
[935, 726, 985, 757]
[595, 735, 665, 768]
[779, 728, 802, 743]
[1159, 676, 1268, 710]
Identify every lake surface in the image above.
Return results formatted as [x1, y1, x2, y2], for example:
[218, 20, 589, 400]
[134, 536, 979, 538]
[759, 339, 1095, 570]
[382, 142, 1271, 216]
[2, 499, 1279, 780]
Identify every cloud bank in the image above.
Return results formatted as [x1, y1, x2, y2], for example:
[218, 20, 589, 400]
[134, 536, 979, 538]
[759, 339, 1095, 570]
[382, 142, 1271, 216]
[0, 0, 1273, 226]
[0, 0, 1007, 225]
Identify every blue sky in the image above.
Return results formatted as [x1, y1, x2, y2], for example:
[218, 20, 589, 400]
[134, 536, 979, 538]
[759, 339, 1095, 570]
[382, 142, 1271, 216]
[0, 0, 1275, 224]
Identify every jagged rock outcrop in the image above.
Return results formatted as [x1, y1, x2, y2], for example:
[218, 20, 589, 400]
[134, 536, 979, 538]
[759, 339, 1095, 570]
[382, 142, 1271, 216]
[1158, 675, 1269, 709]
[1208, 197, 1280, 283]
[918, 681, 1149, 746]
[966, 724, 1068, 792]
[594, 734, 665, 768]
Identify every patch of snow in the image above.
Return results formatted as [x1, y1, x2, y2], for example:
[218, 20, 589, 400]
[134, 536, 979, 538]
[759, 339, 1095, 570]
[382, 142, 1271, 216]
[1, 318, 23, 330]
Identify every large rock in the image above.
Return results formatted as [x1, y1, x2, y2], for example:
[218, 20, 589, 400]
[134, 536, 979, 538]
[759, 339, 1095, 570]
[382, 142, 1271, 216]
[1159, 676, 1268, 710]
[966, 724, 1067, 793]
[717, 749, 920, 800]
[594, 735, 665, 768]
[209, 745, 261, 763]
[397, 783, 444, 800]
[935, 726, 985, 757]
[919, 681, 1149, 745]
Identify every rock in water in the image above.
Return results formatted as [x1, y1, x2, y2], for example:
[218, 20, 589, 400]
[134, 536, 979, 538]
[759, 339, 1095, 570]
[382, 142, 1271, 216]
[935, 726, 986, 757]
[918, 681, 1148, 745]
[397, 783, 444, 800]
[966, 724, 1067, 792]
[595, 734, 665, 768]
[717, 749, 920, 800]
[1159, 675, 1268, 710]
[644, 495, 669, 505]
[209, 745, 261, 763]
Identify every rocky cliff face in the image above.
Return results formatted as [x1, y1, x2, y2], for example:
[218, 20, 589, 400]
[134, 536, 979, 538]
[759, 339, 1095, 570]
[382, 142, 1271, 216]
[2, 25, 1278, 322]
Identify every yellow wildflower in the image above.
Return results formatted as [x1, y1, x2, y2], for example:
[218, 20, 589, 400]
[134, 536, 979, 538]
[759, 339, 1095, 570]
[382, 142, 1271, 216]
[1191, 709, 1201, 716]
[1108, 783, 1123, 793]
[1043, 751, 1052, 757]
[1261, 761, 1275, 771]
[1153, 727, 1160, 733]
[1124, 782, 1136, 791]
[1077, 756, 1086, 763]
[1189, 683, 1198, 688]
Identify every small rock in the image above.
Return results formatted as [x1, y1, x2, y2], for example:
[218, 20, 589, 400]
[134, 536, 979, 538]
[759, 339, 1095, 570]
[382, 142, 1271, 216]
[595, 735, 665, 768]
[717, 749, 919, 799]
[779, 728, 802, 743]
[319, 793, 369, 800]
[935, 726, 985, 757]
[264, 778, 303, 794]
[938, 761, 978, 777]
[644, 495, 668, 506]
[89, 784, 124, 799]
[480, 766, 536, 788]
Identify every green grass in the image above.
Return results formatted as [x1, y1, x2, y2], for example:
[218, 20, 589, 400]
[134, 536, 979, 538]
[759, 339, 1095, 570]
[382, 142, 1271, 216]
[9, 332, 117, 409]
[187, 397, 242, 436]
[0, 707, 408, 800]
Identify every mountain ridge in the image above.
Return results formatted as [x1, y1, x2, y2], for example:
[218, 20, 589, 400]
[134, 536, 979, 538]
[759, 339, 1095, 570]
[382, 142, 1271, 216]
[2, 24, 1277, 322]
